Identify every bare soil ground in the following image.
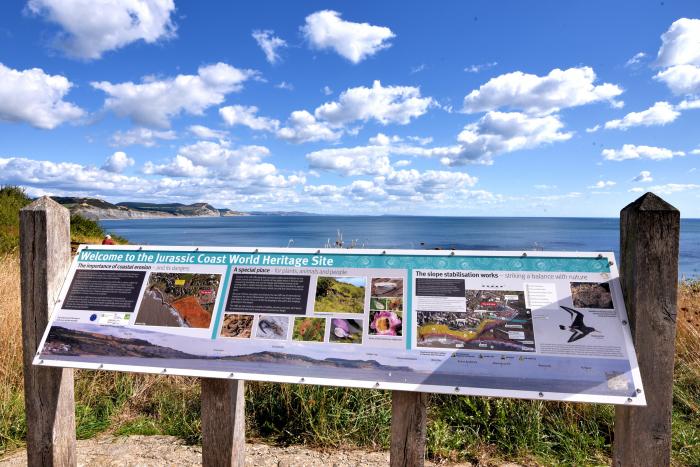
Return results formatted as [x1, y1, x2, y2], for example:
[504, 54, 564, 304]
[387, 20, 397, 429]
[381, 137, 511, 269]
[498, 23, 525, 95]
[0, 435, 519, 466]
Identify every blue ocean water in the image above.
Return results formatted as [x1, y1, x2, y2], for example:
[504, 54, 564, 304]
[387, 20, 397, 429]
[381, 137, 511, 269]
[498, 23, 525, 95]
[101, 216, 700, 278]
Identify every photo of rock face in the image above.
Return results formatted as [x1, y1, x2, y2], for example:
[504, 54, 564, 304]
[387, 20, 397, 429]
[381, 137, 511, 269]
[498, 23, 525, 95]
[255, 316, 289, 340]
[570, 282, 614, 309]
[220, 313, 254, 338]
[370, 278, 403, 298]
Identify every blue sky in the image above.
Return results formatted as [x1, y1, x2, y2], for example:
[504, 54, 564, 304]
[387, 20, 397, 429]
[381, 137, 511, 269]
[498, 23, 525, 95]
[0, 1, 699, 217]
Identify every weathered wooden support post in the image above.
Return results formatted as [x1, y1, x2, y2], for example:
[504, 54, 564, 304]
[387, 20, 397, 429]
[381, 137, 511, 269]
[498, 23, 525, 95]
[201, 378, 246, 467]
[390, 390, 428, 467]
[613, 192, 680, 467]
[20, 197, 76, 467]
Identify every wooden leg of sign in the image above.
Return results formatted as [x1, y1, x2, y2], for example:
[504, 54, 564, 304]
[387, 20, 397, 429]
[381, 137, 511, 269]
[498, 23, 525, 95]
[201, 378, 245, 467]
[613, 193, 680, 467]
[390, 390, 427, 467]
[20, 197, 76, 467]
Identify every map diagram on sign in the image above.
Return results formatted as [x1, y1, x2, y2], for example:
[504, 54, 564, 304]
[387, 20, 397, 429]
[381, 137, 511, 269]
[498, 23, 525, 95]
[135, 273, 221, 329]
[417, 290, 535, 351]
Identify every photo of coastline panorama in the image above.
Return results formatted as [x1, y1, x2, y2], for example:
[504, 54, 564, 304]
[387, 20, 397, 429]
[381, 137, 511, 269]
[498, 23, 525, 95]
[135, 273, 221, 328]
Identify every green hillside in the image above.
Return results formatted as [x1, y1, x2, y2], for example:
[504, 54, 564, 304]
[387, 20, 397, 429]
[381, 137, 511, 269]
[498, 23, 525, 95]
[314, 277, 365, 313]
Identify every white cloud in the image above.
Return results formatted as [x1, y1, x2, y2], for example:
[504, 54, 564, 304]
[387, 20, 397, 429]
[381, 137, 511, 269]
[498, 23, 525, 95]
[275, 81, 294, 91]
[394, 159, 411, 167]
[463, 67, 623, 115]
[602, 144, 685, 161]
[633, 171, 653, 182]
[407, 136, 433, 145]
[276, 110, 341, 143]
[306, 146, 393, 176]
[654, 19, 700, 94]
[143, 154, 208, 177]
[625, 52, 647, 67]
[534, 184, 557, 190]
[629, 187, 644, 193]
[603, 101, 680, 130]
[410, 64, 426, 74]
[589, 180, 616, 189]
[315, 80, 433, 125]
[655, 18, 700, 68]
[444, 111, 573, 165]
[0, 156, 144, 194]
[27, 0, 176, 60]
[369, 133, 402, 145]
[252, 30, 287, 64]
[464, 62, 497, 73]
[302, 10, 395, 64]
[92, 63, 258, 128]
[677, 98, 700, 109]
[219, 105, 280, 131]
[648, 183, 700, 195]
[176, 140, 270, 167]
[110, 127, 176, 147]
[586, 124, 601, 133]
[0, 63, 84, 129]
[654, 64, 700, 95]
[102, 151, 135, 173]
[188, 125, 227, 140]
[322, 85, 333, 95]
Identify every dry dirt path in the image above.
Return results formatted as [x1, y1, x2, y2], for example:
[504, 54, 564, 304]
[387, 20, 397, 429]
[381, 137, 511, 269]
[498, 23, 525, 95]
[1, 435, 525, 466]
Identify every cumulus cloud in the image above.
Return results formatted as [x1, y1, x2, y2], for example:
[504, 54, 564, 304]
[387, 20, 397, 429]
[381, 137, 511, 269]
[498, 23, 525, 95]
[602, 144, 685, 161]
[603, 101, 680, 130]
[188, 125, 227, 140]
[276, 110, 341, 143]
[252, 30, 287, 64]
[654, 64, 700, 95]
[654, 19, 700, 94]
[463, 67, 623, 115]
[92, 63, 258, 128]
[589, 180, 616, 189]
[306, 146, 394, 176]
[315, 80, 433, 125]
[0, 156, 145, 194]
[219, 105, 280, 131]
[102, 151, 135, 173]
[27, 0, 176, 60]
[444, 111, 573, 165]
[633, 170, 653, 182]
[0, 63, 84, 129]
[302, 10, 394, 64]
[110, 127, 176, 147]
[143, 154, 208, 177]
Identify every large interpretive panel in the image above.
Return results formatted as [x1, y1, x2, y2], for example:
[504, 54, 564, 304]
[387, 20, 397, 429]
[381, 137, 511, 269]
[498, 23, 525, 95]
[35, 246, 645, 405]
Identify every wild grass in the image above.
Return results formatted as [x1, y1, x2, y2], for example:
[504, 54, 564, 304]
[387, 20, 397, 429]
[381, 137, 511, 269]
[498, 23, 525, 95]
[1, 252, 698, 465]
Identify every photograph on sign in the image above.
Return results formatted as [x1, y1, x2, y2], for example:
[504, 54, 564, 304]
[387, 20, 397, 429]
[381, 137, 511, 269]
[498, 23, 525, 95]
[34, 246, 645, 405]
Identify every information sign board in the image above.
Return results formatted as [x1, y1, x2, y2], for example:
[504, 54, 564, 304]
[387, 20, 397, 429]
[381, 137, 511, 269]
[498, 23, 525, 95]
[35, 246, 645, 405]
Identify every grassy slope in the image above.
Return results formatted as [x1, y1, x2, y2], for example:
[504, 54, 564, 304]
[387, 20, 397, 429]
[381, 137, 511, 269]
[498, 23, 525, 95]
[314, 278, 365, 313]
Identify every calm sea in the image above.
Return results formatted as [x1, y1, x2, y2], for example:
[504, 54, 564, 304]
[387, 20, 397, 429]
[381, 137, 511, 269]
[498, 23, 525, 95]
[101, 216, 700, 278]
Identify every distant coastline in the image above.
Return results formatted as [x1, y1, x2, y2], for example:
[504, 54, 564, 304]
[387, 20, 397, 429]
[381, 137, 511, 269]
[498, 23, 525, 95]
[52, 196, 319, 220]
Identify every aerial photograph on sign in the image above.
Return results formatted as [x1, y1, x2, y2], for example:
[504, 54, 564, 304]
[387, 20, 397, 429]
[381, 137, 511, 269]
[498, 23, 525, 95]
[417, 290, 535, 351]
[314, 276, 366, 313]
[135, 273, 221, 328]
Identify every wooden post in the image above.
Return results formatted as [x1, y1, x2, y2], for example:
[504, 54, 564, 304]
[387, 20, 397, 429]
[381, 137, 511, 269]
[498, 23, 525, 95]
[201, 378, 245, 467]
[613, 192, 680, 467]
[20, 197, 76, 467]
[390, 390, 428, 467]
